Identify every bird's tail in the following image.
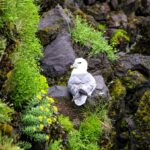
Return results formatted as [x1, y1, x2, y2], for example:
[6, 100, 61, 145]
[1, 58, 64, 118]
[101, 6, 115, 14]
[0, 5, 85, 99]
[74, 95, 88, 106]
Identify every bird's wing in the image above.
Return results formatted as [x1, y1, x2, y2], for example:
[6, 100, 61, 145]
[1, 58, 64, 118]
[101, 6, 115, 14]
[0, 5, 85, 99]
[78, 73, 96, 96]
[68, 73, 96, 96]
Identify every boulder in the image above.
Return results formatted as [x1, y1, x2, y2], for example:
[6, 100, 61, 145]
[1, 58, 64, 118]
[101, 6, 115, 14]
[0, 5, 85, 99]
[141, 0, 150, 16]
[82, 2, 111, 21]
[119, 0, 139, 15]
[87, 75, 109, 105]
[88, 54, 113, 82]
[114, 53, 150, 78]
[41, 30, 76, 77]
[84, 0, 96, 5]
[48, 86, 71, 100]
[142, 16, 150, 39]
[107, 11, 128, 28]
[110, 0, 118, 10]
[37, 5, 72, 46]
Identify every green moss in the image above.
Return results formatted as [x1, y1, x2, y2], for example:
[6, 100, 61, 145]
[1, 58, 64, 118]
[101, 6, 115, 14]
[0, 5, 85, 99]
[131, 90, 150, 149]
[110, 79, 126, 99]
[122, 70, 147, 89]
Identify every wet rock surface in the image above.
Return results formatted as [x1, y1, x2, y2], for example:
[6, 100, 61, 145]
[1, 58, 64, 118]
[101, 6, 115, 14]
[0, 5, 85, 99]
[114, 53, 150, 78]
[41, 30, 75, 77]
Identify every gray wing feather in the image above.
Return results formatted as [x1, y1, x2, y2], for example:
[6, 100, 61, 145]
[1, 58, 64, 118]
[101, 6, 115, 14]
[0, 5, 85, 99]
[68, 73, 96, 96]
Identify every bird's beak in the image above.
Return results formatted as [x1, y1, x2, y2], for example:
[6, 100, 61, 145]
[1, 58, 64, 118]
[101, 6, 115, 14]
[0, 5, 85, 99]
[70, 65, 74, 69]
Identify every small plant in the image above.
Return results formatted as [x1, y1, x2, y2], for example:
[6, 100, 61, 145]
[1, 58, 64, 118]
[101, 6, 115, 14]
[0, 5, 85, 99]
[68, 113, 102, 150]
[22, 91, 58, 143]
[58, 115, 74, 132]
[68, 130, 86, 150]
[0, 132, 23, 150]
[0, 100, 14, 124]
[98, 23, 106, 31]
[17, 141, 32, 150]
[49, 139, 62, 150]
[71, 16, 115, 60]
[110, 29, 130, 47]
[79, 113, 102, 142]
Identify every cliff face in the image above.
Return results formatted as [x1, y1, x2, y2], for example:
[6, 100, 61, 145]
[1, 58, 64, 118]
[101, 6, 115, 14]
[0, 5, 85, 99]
[0, 0, 150, 149]
[37, 1, 150, 149]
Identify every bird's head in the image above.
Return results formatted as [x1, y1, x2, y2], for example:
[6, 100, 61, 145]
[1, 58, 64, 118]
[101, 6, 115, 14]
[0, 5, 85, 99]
[71, 58, 88, 73]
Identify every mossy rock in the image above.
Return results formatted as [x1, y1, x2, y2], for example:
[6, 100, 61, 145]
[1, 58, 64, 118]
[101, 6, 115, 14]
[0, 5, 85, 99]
[131, 90, 150, 149]
[110, 79, 126, 99]
[37, 25, 60, 46]
[122, 70, 147, 89]
[108, 79, 126, 119]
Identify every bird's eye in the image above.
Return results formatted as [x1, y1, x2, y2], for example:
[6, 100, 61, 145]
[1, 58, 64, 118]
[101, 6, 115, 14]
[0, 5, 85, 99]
[78, 62, 81, 64]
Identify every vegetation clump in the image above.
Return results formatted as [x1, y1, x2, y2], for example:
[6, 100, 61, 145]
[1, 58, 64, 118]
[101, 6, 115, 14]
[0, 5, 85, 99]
[110, 79, 126, 99]
[132, 90, 150, 149]
[0, 100, 14, 124]
[22, 91, 58, 142]
[58, 115, 74, 132]
[71, 16, 115, 60]
[0, 132, 23, 150]
[110, 29, 130, 47]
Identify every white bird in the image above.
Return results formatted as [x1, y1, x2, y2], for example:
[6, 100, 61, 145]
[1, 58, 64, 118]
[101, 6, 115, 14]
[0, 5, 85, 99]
[68, 58, 96, 106]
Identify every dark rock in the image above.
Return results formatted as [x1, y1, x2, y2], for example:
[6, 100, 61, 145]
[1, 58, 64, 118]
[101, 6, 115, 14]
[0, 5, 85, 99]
[48, 86, 71, 100]
[114, 53, 150, 79]
[37, 5, 72, 46]
[142, 16, 150, 39]
[107, 11, 128, 28]
[41, 30, 75, 77]
[88, 75, 109, 105]
[109, 54, 150, 149]
[88, 54, 113, 82]
[117, 0, 140, 15]
[129, 16, 150, 55]
[141, 0, 150, 16]
[110, 0, 118, 10]
[82, 2, 111, 21]
[84, 0, 96, 5]
[40, 0, 65, 13]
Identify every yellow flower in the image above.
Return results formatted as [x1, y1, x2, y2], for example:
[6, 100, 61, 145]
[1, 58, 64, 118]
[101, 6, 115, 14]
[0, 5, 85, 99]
[47, 103, 50, 107]
[53, 106, 58, 112]
[40, 106, 44, 111]
[36, 95, 42, 100]
[46, 96, 54, 103]
[45, 135, 50, 141]
[39, 124, 44, 130]
[47, 118, 52, 124]
[46, 108, 49, 112]
[33, 127, 36, 131]
[41, 90, 47, 94]
[53, 117, 57, 122]
[38, 116, 43, 122]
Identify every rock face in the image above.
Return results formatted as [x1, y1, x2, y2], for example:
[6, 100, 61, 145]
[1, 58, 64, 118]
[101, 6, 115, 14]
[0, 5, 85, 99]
[37, 5, 71, 46]
[108, 11, 128, 28]
[41, 30, 75, 77]
[114, 53, 150, 78]
[84, 0, 96, 5]
[88, 75, 109, 105]
[109, 54, 150, 149]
